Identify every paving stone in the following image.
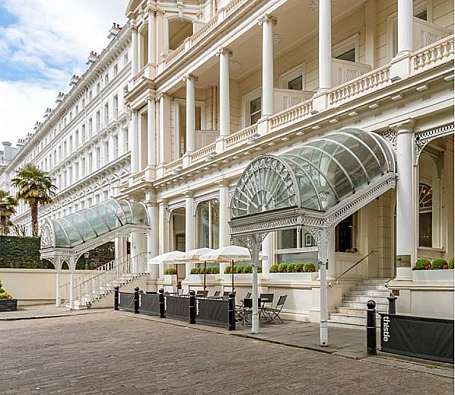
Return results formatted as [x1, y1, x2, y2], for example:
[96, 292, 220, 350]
[0, 311, 452, 394]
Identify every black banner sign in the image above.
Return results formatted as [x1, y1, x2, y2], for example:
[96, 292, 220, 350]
[118, 292, 135, 313]
[380, 313, 454, 363]
[140, 293, 160, 316]
[197, 298, 229, 327]
[165, 295, 189, 321]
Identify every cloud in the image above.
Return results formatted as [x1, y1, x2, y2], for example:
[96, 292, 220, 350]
[0, 0, 128, 144]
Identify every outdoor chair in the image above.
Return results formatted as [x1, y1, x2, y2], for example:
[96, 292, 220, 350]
[196, 290, 208, 298]
[262, 295, 287, 323]
[211, 290, 221, 298]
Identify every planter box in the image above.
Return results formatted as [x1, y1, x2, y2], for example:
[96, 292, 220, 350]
[0, 299, 17, 312]
[187, 274, 220, 283]
[267, 272, 318, 282]
[412, 269, 454, 283]
[163, 275, 178, 286]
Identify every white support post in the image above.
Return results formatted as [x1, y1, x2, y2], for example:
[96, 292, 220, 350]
[318, 228, 329, 346]
[318, 0, 332, 92]
[159, 94, 171, 166]
[395, 120, 415, 279]
[130, 111, 139, 173]
[131, 232, 147, 273]
[250, 243, 261, 334]
[261, 234, 273, 274]
[147, 10, 156, 64]
[185, 75, 196, 153]
[147, 199, 159, 281]
[158, 201, 168, 278]
[397, 0, 413, 55]
[185, 193, 195, 277]
[218, 48, 231, 137]
[218, 181, 230, 275]
[259, 15, 275, 118]
[132, 26, 138, 75]
[147, 98, 157, 167]
[55, 257, 62, 306]
[68, 256, 76, 310]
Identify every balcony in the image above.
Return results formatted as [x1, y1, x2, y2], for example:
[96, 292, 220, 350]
[331, 59, 371, 87]
[413, 17, 451, 50]
[273, 89, 314, 113]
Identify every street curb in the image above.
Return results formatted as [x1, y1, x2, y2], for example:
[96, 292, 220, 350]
[0, 309, 109, 321]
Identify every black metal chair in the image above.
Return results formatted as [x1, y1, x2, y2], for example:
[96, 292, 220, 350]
[196, 290, 208, 298]
[212, 290, 221, 298]
[263, 295, 287, 323]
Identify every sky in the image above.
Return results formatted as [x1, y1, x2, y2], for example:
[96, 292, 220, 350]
[0, 0, 128, 144]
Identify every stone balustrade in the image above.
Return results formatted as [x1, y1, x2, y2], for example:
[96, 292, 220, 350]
[411, 34, 454, 74]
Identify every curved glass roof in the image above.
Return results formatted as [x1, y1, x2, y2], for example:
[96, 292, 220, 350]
[49, 199, 149, 248]
[231, 128, 395, 218]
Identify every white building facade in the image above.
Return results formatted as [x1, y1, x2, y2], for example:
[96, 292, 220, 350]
[2, 0, 454, 323]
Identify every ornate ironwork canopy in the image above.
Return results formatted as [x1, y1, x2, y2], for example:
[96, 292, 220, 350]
[41, 199, 149, 250]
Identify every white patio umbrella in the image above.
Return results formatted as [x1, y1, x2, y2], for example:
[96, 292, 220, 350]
[176, 248, 215, 291]
[147, 250, 185, 272]
[200, 246, 262, 292]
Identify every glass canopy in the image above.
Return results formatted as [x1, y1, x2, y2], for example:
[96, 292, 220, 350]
[49, 199, 149, 248]
[231, 128, 395, 218]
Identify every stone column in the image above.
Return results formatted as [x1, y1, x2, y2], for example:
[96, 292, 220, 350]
[395, 120, 415, 280]
[146, 196, 159, 282]
[54, 257, 62, 306]
[131, 231, 147, 273]
[259, 15, 275, 117]
[261, 233, 273, 274]
[79, 155, 85, 179]
[397, 0, 413, 55]
[130, 111, 139, 173]
[119, 128, 127, 156]
[131, 25, 138, 75]
[218, 48, 231, 137]
[147, 98, 157, 166]
[147, 9, 156, 64]
[218, 181, 230, 275]
[158, 200, 169, 278]
[318, 0, 332, 92]
[185, 75, 196, 153]
[159, 94, 171, 166]
[108, 133, 115, 163]
[185, 192, 195, 277]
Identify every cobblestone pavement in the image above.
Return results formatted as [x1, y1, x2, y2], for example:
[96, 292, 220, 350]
[0, 312, 452, 395]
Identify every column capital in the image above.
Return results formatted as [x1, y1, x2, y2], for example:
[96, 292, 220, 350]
[389, 119, 415, 133]
[258, 14, 277, 26]
[216, 178, 230, 188]
[216, 47, 233, 57]
[157, 92, 169, 101]
[184, 190, 194, 199]
[183, 73, 198, 82]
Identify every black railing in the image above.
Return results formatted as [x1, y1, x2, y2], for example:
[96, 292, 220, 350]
[140, 293, 160, 316]
[165, 295, 190, 321]
[118, 292, 135, 313]
[197, 298, 229, 327]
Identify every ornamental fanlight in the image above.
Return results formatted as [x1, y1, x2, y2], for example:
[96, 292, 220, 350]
[86, 51, 98, 66]
[70, 74, 80, 86]
[108, 22, 121, 39]
[56, 92, 65, 104]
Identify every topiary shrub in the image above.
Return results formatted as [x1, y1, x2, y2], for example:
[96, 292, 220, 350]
[415, 258, 431, 270]
[296, 263, 305, 272]
[431, 258, 447, 270]
[448, 257, 454, 269]
[287, 263, 297, 273]
[257, 266, 262, 273]
[224, 266, 232, 274]
[191, 267, 199, 274]
[278, 263, 288, 273]
[303, 263, 316, 272]
[0, 281, 12, 300]
[164, 267, 177, 275]
[270, 264, 279, 273]
[244, 265, 253, 274]
[211, 267, 220, 274]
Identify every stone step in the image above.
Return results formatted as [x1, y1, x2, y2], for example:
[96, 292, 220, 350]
[341, 301, 388, 310]
[349, 290, 390, 297]
[329, 313, 381, 327]
[361, 279, 390, 285]
[336, 307, 368, 316]
[344, 295, 389, 304]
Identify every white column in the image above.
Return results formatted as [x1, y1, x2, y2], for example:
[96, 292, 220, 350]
[185, 193, 195, 277]
[146, 199, 159, 281]
[147, 11, 156, 64]
[259, 15, 275, 117]
[319, 0, 332, 91]
[54, 257, 62, 306]
[218, 48, 231, 137]
[218, 182, 230, 275]
[364, 0, 376, 67]
[131, 232, 147, 273]
[119, 128, 127, 156]
[130, 111, 139, 173]
[261, 233, 273, 274]
[115, 236, 127, 261]
[159, 94, 171, 165]
[147, 98, 157, 166]
[327, 230, 336, 279]
[395, 120, 415, 278]
[185, 75, 196, 153]
[108, 133, 115, 163]
[132, 26, 138, 75]
[318, 229, 329, 346]
[158, 201, 169, 278]
[79, 156, 85, 179]
[68, 256, 76, 310]
[397, 0, 413, 55]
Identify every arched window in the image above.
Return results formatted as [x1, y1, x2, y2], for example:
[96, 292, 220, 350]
[419, 182, 432, 247]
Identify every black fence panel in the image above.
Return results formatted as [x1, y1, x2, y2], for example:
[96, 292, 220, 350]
[380, 313, 454, 363]
[118, 292, 135, 312]
[197, 298, 229, 327]
[140, 293, 160, 316]
[165, 295, 189, 321]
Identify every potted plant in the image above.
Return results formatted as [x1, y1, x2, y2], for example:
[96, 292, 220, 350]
[412, 258, 454, 282]
[0, 280, 17, 312]
[268, 262, 318, 281]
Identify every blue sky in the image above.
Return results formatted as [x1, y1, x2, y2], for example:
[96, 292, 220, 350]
[0, 0, 127, 143]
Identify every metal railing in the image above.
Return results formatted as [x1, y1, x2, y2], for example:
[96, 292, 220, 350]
[329, 250, 376, 287]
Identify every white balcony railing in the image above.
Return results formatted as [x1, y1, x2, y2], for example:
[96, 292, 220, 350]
[195, 129, 219, 151]
[273, 89, 314, 114]
[413, 17, 451, 50]
[332, 59, 371, 87]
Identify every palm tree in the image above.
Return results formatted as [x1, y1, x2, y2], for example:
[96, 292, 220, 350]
[11, 164, 56, 237]
[0, 190, 17, 235]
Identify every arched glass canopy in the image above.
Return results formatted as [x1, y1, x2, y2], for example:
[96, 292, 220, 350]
[47, 199, 149, 249]
[231, 128, 395, 218]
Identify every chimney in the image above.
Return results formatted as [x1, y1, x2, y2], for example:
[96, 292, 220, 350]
[56, 92, 65, 104]
[86, 51, 98, 66]
[108, 22, 122, 39]
[44, 107, 52, 118]
[70, 74, 80, 86]
[34, 121, 41, 130]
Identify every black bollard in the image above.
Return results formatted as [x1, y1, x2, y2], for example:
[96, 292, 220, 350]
[114, 286, 119, 311]
[366, 300, 377, 355]
[134, 287, 140, 314]
[159, 288, 166, 318]
[387, 293, 397, 315]
[189, 290, 196, 324]
[228, 292, 236, 331]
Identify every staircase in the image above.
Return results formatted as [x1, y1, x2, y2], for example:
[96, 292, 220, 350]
[329, 279, 390, 327]
[59, 253, 150, 310]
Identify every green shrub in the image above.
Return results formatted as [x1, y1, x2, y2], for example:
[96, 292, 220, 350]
[287, 263, 297, 273]
[303, 263, 316, 272]
[244, 265, 253, 273]
[431, 258, 447, 270]
[295, 263, 305, 272]
[278, 263, 288, 273]
[0, 281, 12, 300]
[190, 268, 199, 274]
[164, 267, 177, 275]
[448, 257, 454, 269]
[257, 266, 262, 273]
[270, 264, 279, 273]
[224, 266, 232, 274]
[415, 258, 431, 270]
[212, 267, 220, 274]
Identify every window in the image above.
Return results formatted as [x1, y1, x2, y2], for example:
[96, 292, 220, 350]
[75, 130, 79, 147]
[287, 75, 303, 90]
[123, 53, 128, 66]
[279, 65, 305, 90]
[96, 111, 101, 131]
[88, 153, 93, 173]
[82, 124, 86, 142]
[249, 97, 262, 125]
[105, 74, 109, 85]
[113, 95, 119, 118]
[104, 142, 109, 164]
[89, 90, 93, 101]
[81, 157, 86, 177]
[419, 183, 432, 247]
[96, 147, 101, 168]
[96, 82, 100, 94]
[69, 135, 73, 152]
[88, 118, 93, 135]
[113, 135, 119, 158]
[75, 104, 79, 114]
[197, 200, 219, 249]
[278, 229, 297, 249]
[332, 34, 360, 62]
[335, 214, 357, 252]
[104, 103, 109, 124]
[336, 48, 356, 62]
[113, 64, 118, 76]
